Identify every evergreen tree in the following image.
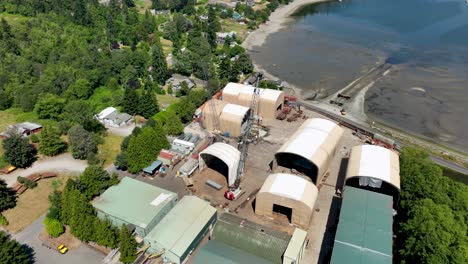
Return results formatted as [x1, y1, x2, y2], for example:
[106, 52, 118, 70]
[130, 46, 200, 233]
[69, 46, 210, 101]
[78, 166, 112, 199]
[207, 6, 221, 49]
[94, 219, 119, 248]
[0, 179, 16, 211]
[122, 88, 140, 115]
[68, 125, 97, 160]
[0, 231, 33, 264]
[119, 225, 138, 264]
[138, 89, 159, 118]
[126, 126, 170, 173]
[39, 126, 67, 156]
[2, 133, 36, 168]
[234, 52, 254, 74]
[34, 94, 66, 120]
[151, 44, 169, 84]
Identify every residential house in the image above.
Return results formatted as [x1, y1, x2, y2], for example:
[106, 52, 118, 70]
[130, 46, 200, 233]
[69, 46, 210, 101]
[216, 32, 237, 45]
[95, 107, 133, 127]
[165, 74, 195, 94]
[0, 122, 42, 139]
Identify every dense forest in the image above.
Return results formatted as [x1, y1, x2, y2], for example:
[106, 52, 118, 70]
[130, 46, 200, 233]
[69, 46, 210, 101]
[396, 148, 468, 263]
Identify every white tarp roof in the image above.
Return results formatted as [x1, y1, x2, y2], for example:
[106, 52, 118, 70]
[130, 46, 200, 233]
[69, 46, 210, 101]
[269, 173, 308, 200]
[278, 118, 338, 159]
[222, 104, 249, 117]
[199, 143, 241, 187]
[223, 83, 283, 102]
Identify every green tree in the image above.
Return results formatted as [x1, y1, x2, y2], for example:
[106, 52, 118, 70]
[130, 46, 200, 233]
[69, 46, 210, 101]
[34, 94, 66, 120]
[138, 89, 159, 118]
[115, 151, 128, 170]
[119, 225, 138, 264]
[78, 166, 111, 199]
[2, 133, 36, 168]
[234, 52, 254, 74]
[39, 126, 67, 156]
[126, 126, 169, 173]
[63, 100, 104, 133]
[122, 88, 140, 115]
[66, 78, 92, 99]
[0, 231, 33, 264]
[44, 217, 64, 238]
[68, 125, 97, 160]
[47, 190, 62, 221]
[94, 219, 119, 248]
[0, 179, 16, 212]
[151, 44, 169, 84]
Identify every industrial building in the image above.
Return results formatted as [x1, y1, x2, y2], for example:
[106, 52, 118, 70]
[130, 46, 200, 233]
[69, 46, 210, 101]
[345, 145, 400, 202]
[199, 142, 241, 187]
[255, 173, 319, 228]
[143, 196, 217, 264]
[274, 118, 343, 184]
[193, 213, 307, 264]
[330, 187, 393, 264]
[201, 99, 251, 137]
[222, 82, 285, 120]
[92, 177, 177, 238]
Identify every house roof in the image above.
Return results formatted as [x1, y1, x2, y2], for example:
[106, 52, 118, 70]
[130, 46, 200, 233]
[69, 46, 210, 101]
[331, 187, 393, 264]
[213, 213, 291, 264]
[193, 240, 273, 264]
[18, 122, 42, 131]
[199, 143, 241, 187]
[259, 173, 318, 207]
[96, 107, 118, 119]
[92, 177, 177, 229]
[114, 113, 132, 124]
[145, 196, 216, 257]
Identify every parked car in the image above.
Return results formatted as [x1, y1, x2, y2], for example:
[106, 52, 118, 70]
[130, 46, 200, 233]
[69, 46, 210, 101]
[57, 244, 68, 254]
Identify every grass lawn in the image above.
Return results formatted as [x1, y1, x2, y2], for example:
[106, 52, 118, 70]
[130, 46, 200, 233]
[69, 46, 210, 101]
[135, 0, 152, 13]
[157, 94, 180, 109]
[221, 20, 249, 41]
[2, 175, 73, 234]
[161, 38, 173, 56]
[0, 13, 29, 25]
[98, 134, 124, 168]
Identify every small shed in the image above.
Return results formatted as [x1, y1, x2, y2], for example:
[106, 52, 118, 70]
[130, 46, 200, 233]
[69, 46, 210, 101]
[179, 158, 199, 177]
[144, 196, 217, 264]
[143, 160, 163, 175]
[92, 177, 177, 238]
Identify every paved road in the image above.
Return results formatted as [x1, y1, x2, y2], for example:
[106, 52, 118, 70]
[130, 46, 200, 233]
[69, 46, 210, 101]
[431, 156, 468, 175]
[13, 215, 104, 264]
[0, 153, 87, 187]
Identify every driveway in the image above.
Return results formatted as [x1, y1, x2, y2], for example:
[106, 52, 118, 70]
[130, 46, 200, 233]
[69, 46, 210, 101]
[106, 123, 136, 137]
[13, 215, 104, 264]
[0, 153, 87, 187]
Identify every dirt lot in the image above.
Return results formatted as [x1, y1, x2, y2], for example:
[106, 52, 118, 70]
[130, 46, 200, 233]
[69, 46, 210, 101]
[3, 175, 73, 234]
[188, 109, 365, 263]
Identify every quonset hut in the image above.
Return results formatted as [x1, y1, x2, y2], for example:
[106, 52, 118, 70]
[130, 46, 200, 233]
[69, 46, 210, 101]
[255, 173, 319, 228]
[345, 145, 400, 203]
[199, 143, 241, 187]
[222, 83, 284, 120]
[275, 118, 343, 184]
[201, 99, 251, 137]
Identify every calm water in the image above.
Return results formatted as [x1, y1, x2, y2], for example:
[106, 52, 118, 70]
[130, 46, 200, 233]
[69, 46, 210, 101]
[249, 0, 468, 151]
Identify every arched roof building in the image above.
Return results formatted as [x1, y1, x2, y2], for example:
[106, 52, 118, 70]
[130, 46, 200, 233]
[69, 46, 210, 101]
[275, 118, 344, 184]
[345, 145, 400, 202]
[256, 173, 319, 228]
[201, 100, 250, 137]
[199, 143, 241, 187]
[222, 83, 284, 120]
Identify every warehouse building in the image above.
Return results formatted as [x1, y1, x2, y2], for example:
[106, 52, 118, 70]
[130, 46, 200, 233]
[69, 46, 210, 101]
[222, 82, 284, 120]
[275, 118, 343, 184]
[330, 187, 393, 264]
[194, 213, 308, 264]
[199, 143, 241, 187]
[201, 99, 251, 137]
[255, 173, 319, 228]
[345, 145, 400, 202]
[144, 196, 217, 264]
[92, 177, 177, 238]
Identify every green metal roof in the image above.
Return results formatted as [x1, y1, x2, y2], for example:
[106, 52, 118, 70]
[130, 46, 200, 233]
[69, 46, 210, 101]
[193, 240, 273, 264]
[212, 213, 291, 264]
[92, 177, 177, 229]
[144, 196, 216, 257]
[143, 160, 163, 174]
[330, 187, 393, 264]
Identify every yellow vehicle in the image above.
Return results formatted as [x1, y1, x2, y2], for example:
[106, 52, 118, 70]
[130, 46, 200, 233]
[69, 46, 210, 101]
[7, 166, 16, 173]
[57, 244, 68, 254]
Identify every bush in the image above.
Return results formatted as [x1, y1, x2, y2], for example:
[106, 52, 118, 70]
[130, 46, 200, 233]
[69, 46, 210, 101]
[44, 217, 64, 238]
[30, 134, 39, 143]
[17, 176, 37, 189]
[0, 214, 8, 226]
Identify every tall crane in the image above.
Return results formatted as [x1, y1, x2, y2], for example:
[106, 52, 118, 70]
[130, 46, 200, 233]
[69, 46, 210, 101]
[225, 74, 262, 200]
